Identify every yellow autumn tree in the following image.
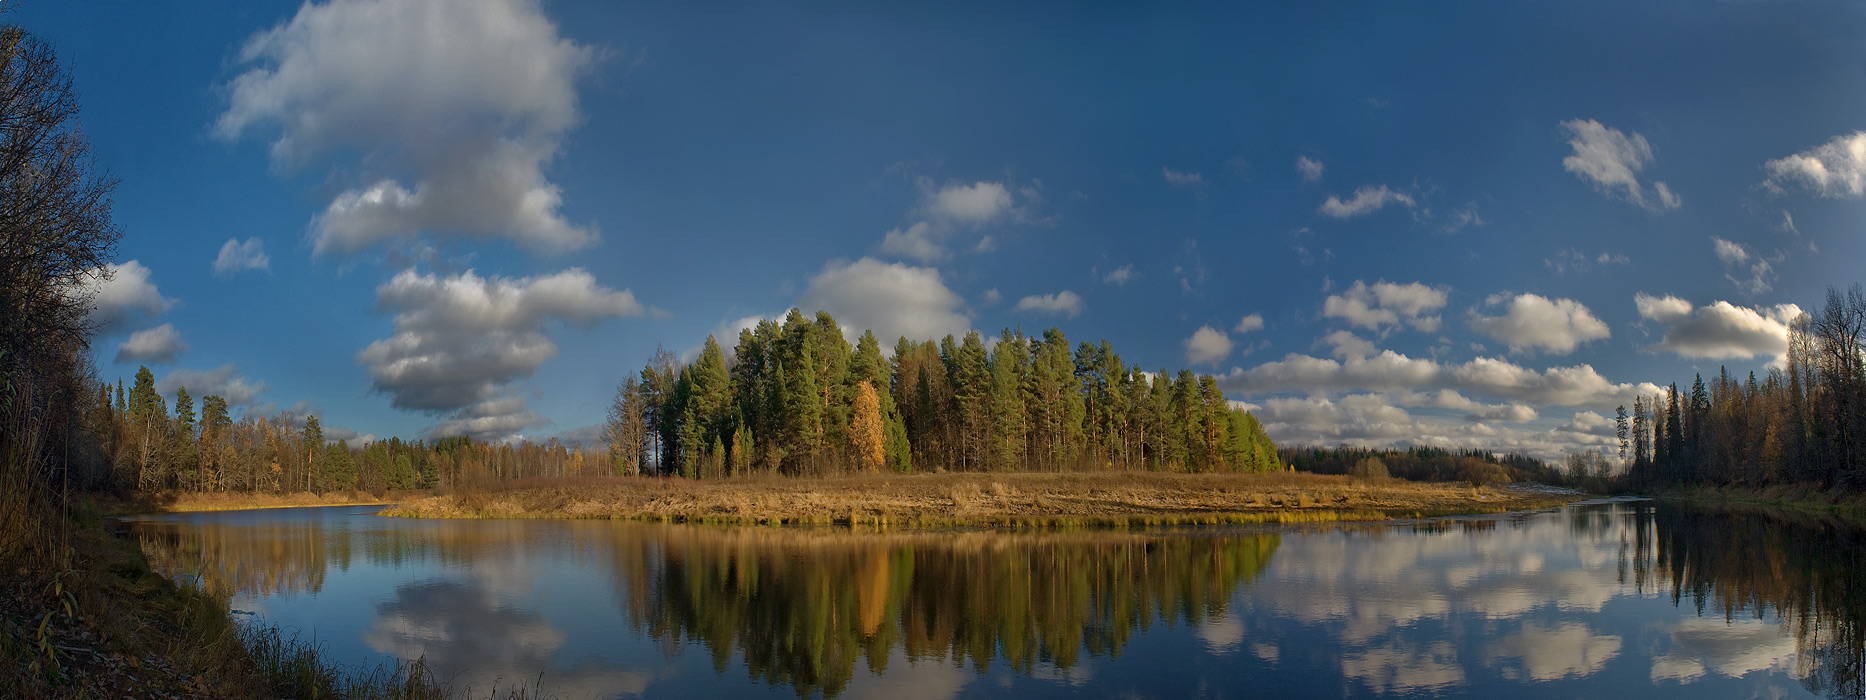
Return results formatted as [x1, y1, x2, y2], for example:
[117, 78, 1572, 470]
[850, 381, 886, 472]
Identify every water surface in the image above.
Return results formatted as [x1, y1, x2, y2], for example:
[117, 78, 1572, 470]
[125, 499, 1865, 698]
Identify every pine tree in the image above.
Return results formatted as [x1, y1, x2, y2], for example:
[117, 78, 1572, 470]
[988, 330, 1029, 470]
[850, 381, 886, 472]
[1614, 404, 1629, 467]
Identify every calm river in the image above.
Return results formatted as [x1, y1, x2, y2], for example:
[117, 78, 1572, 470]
[123, 498, 1865, 699]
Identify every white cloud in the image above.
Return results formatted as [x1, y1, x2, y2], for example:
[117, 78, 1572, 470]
[1186, 325, 1233, 366]
[1560, 119, 1680, 212]
[212, 237, 271, 275]
[1295, 156, 1324, 184]
[1319, 184, 1415, 219]
[1012, 290, 1083, 318]
[359, 267, 645, 414]
[877, 178, 1036, 262]
[979, 288, 1002, 306]
[216, 0, 599, 255]
[1635, 293, 1802, 361]
[1218, 350, 1662, 409]
[922, 180, 1012, 223]
[1162, 167, 1204, 187]
[1469, 294, 1610, 355]
[1764, 131, 1866, 198]
[157, 364, 269, 405]
[1102, 264, 1136, 286]
[1544, 249, 1631, 275]
[1322, 280, 1448, 333]
[1235, 313, 1265, 334]
[798, 257, 970, 345]
[1711, 237, 1749, 264]
[879, 222, 945, 263]
[73, 260, 176, 336]
[116, 323, 188, 365]
[1322, 330, 1376, 360]
[421, 394, 546, 443]
[1710, 238, 1776, 295]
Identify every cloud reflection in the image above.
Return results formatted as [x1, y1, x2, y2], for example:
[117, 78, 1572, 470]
[365, 578, 653, 699]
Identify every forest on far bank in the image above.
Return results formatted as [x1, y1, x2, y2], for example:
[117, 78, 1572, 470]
[82, 309, 1285, 497]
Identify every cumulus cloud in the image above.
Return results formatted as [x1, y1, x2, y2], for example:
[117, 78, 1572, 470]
[1012, 290, 1082, 318]
[116, 323, 188, 364]
[1162, 167, 1204, 187]
[921, 180, 1012, 223]
[1764, 131, 1866, 198]
[1635, 293, 1801, 361]
[1235, 313, 1265, 334]
[798, 257, 970, 345]
[1186, 325, 1233, 366]
[1296, 155, 1324, 183]
[359, 267, 644, 417]
[422, 395, 546, 442]
[1217, 350, 1662, 409]
[213, 237, 270, 275]
[1102, 264, 1136, 286]
[157, 364, 269, 405]
[979, 288, 1002, 306]
[877, 178, 1040, 262]
[1560, 119, 1680, 211]
[1323, 280, 1448, 333]
[879, 222, 944, 263]
[1469, 294, 1610, 355]
[1321, 330, 1376, 360]
[1319, 184, 1415, 219]
[73, 261, 175, 336]
[216, 0, 599, 255]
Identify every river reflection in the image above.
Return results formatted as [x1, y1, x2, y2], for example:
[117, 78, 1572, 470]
[124, 500, 1866, 699]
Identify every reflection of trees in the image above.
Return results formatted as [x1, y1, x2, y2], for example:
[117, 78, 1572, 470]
[133, 517, 561, 599]
[1644, 504, 1866, 698]
[136, 521, 335, 598]
[611, 527, 1280, 698]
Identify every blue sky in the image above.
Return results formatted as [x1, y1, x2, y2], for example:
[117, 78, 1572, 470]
[28, 0, 1866, 457]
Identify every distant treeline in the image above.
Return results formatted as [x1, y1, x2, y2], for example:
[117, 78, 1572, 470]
[1280, 445, 1555, 486]
[88, 366, 591, 494]
[607, 308, 1283, 477]
[1622, 285, 1866, 490]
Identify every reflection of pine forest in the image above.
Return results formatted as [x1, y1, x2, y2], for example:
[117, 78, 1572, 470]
[134, 505, 1866, 699]
[1639, 504, 1866, 699]
[135, 519, 1279, 698]
[613, 528, 1279, 697]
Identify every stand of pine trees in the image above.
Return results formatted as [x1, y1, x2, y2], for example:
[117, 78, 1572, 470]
[87, 367, 591, 495]
[608, 309, 1283, 477]
[1624, 285, 1866, 489]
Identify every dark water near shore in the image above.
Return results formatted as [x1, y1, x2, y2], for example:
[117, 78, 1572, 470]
[122, 499, 1866, 699]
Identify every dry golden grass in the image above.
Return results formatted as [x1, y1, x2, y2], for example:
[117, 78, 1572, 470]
[381, 472, 1581, 527]
[99, 490, 406, 515]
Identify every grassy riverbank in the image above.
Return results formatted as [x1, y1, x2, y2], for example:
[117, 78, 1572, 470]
[99, 490, 410, 516]
[380, 472, 1582, 526]
[0, 498, 466, 699]
[1653, 482, 1866, 516]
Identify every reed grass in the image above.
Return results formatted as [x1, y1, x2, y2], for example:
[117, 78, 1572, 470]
[381, 471, 1581, 528]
